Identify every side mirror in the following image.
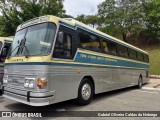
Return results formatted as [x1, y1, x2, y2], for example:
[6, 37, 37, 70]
[2, 48, 7, 57]
[58, 31, 64, 44]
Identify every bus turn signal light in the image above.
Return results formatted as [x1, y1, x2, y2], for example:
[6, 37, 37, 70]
[37, 78, 48, 89]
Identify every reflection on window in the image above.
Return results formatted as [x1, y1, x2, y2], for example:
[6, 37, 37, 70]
[79, 30, 100, 52]
[137, 52, 143, 61]
[24, 23, 55, 55]
[9, 23, 56, 57]
[53, 31, 72, 59]
[128, 49, 137, 60]
[117, 44, 128, 57]
[102, 40, 117, 55]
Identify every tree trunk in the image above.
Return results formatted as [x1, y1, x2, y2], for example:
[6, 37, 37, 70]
[123, 32, 127, 42]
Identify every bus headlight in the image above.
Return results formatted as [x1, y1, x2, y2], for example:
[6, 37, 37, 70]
[29, 80, 34, 88]
[24, 79, 29, 88]
[3, 78, 8, 84]
[3, 69, 8, 84]
[37, 78, 48, 89]
[24, 78, 35, 88]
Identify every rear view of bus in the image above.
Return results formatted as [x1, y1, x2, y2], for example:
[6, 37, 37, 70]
[0, 37, 13, 95]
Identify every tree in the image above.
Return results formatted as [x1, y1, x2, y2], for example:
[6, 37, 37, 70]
[39, 0, 65, 17]
[76, 14, 87, 24]
[144, 0, 160, 41]
[98, 0, 146, 42]
[85, 15, 99, 28]
[0, 0, 65, 36]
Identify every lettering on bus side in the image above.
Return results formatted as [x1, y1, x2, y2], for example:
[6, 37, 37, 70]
[11, 58, 24, 62]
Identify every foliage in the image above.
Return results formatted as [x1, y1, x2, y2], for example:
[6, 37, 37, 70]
[0, 0, 65, 36]
[98, 0, 146, 42]
[144, 0, 160, 40]
[76, 14, 99, 28]
[144, 45, 160, 75]
[76, 14, 87, 24]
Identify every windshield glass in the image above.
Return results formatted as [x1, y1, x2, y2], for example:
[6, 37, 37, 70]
[8, 23, 56, 57]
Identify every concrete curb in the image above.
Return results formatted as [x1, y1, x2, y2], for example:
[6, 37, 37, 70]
[150, 75, 160, 79]
[142, 87, 160, 91]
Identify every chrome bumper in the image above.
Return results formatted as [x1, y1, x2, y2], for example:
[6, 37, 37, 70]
[3, 86, 55, 106]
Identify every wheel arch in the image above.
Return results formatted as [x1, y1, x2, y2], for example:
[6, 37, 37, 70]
[77, 76, 95, 97]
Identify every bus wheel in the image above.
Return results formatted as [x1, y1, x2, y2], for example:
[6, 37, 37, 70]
[0, 90, 2, 96]
[76, 78, 93, 105]
[138, 77, 143, 89]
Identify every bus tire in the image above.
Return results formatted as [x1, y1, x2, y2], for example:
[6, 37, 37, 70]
[76, 78, 93, 106]
[0, 90, 2, 96]
[138, 77, 143, 89]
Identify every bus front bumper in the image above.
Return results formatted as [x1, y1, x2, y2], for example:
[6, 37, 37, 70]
[3, 86, 55, 106]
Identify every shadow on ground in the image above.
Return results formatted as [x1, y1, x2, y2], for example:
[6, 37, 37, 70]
[4, 86, 139, 118]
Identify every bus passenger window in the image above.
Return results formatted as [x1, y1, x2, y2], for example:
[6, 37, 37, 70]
[137, 52, 143, 61]
[102, 40, 108, 53]
[53, 31, 72, 59]
[128, 49, 137, 60]
[102, 40, 117, 55]
[79, 30, 100, 52]
[107, 42, 117, 55]
[117, 44, 128, 57]
[143, 54, 149, 63]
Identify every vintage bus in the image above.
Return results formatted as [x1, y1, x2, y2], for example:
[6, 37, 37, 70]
[3, 15, 149, 106]
[0, 37, 13, 95]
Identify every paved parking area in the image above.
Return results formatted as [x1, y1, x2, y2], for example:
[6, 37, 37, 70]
[0, 79, 160, 120]
[0, 85, 160, 120]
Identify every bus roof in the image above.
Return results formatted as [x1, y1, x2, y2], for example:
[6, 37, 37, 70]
[17, 15, 148, 54]
[60, 18, 148, 55]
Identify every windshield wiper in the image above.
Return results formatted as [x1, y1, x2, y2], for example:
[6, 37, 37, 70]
[22, 44, 30, 58]
[17, 38, 30, 58]
[7, 38, 30, 58]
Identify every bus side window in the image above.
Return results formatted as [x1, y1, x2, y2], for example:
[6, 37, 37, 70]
[117, 44, 128, 58]
[102, 39, 117, 55]
[79, 30, 100, 52]
[108, 42, 117, 55]
[53, 31, 72, 59]
[102, 40, 108, 53]
[137, 52, 143, 61]
[143, 54, 149, 63]
[0, 42, 11, 62]
[128, 48, 137, 60]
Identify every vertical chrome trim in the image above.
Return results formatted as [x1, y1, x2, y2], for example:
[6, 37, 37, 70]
[50, 23, 60, 59]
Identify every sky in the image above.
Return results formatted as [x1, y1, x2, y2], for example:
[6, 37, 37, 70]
[63, 0, 105, 17]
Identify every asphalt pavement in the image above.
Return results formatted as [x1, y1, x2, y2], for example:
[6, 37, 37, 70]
[0, 79, 160, 120]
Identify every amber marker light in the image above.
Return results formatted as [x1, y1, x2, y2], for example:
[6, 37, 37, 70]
[37, 79, 42, 89]
[37, 78, 48, 89]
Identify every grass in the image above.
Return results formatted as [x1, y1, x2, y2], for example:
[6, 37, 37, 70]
[142, 45, 160, 75]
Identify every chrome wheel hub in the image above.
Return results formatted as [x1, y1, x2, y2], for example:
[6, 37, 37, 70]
[81, 83, 91, 100]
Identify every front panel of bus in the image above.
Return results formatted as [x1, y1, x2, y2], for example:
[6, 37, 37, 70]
[3, 16, 60, 106]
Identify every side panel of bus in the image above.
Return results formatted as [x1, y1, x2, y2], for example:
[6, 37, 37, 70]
[0, 41, 12, 94]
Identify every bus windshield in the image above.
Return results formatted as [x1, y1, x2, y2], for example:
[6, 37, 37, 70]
[8, 22, 56, 57]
